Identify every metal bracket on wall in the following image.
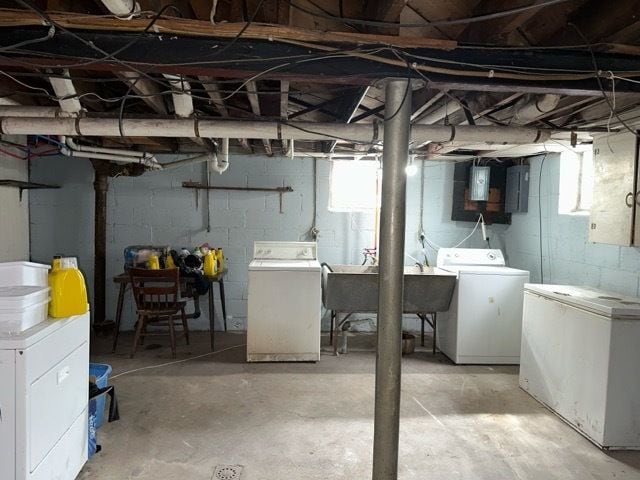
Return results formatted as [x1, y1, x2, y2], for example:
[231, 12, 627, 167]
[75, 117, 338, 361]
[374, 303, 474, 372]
[181, 181, 294, 214]
[0, 179, 60, 201]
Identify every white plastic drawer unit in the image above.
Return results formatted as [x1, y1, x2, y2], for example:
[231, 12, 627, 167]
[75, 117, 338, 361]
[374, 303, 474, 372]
[0, 312, 90, 480]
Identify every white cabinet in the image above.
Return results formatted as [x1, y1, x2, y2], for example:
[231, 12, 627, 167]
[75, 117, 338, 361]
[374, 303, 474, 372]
[0, 313, 89, 480]
[589, 131, 640, 245]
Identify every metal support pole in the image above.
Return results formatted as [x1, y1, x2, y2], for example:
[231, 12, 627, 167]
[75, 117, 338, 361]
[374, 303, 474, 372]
[372, 78, 412, 480]
[93, 168, 108, 327]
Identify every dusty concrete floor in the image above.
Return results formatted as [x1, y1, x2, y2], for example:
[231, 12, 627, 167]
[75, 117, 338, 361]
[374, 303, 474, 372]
[82, 332, 640, 480]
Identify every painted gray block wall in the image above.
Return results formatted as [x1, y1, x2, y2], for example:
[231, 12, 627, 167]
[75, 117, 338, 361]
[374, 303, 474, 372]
[0, 136, 30, 262]
[502, 153, 640, 297]
[29, 155, 485, 331]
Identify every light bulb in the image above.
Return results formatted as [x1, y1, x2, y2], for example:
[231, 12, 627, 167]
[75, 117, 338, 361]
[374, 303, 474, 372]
[405, 163, 418, 176]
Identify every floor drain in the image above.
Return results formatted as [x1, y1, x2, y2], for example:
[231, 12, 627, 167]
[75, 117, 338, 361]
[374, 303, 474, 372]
[213, 465, 243, 480]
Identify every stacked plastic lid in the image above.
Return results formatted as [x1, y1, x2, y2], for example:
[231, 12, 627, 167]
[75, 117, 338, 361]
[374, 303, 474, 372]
[0, 262, 51, 334]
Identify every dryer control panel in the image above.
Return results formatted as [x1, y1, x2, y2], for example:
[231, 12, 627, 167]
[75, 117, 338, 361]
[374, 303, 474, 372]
[253, 241, 317, 260]
[437, 248, 505, 268]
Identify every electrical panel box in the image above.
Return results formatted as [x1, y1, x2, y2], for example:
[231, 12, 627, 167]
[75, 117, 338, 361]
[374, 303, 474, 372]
[469, 166, 491, 201]
[505, 165, 530, 213]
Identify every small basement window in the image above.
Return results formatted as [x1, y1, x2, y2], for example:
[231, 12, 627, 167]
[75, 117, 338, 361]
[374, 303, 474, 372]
[329, 160, 379, 212]
[558, 149, 593, 215]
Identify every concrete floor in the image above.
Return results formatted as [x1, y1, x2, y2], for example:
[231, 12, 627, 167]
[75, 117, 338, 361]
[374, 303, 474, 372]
[82, 332, 640, 480]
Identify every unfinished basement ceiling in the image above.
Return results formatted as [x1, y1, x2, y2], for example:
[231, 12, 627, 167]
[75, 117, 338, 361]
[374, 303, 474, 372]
[0, 0, 640, 158]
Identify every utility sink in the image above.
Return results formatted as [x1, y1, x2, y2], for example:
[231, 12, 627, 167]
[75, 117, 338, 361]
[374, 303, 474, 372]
[321, 264, 457, 313]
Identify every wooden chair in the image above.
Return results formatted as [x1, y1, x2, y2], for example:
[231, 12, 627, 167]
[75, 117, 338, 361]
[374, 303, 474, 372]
[128, 268, 189, 359]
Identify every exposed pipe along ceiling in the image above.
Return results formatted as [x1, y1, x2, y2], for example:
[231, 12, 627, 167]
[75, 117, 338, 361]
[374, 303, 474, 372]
[3, 1, 640, 479]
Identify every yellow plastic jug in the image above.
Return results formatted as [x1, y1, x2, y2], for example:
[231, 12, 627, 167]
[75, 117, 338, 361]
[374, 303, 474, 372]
[216, 248, 225, 272]
[147, 253, 160, 270]
[48, 256, 89, 318]
[204, 250, 217, 276]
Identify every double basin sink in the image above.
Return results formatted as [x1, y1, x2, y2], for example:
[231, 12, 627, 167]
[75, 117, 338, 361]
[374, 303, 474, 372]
[321, 264, 457, 314]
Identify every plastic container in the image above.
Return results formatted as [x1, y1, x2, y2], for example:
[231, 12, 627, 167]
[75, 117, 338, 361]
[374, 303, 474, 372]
[89, 363, 112, 429]
[216, 248, 225, 272]
[0, 286, 50, 333]
[147, 254, 160, 270]
[203, 250, 217, 276]
[0, 261, 50, 287]
[48, 257, 89, 318]
[0, 298, 50, 333]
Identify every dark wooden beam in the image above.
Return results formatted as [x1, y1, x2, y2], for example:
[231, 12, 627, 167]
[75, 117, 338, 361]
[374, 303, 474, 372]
[545, 0, 640, 45]
[350, 105, 385, 123]
[3, 28, 640, 95]
[363, 0, 405, 34]
[458, 0, 558, 44]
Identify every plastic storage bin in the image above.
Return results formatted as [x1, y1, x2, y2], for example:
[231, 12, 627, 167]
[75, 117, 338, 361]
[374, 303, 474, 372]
[0, 261, 50, 287]
[89, 363, 112, 428]
[0, 285, 51, 333]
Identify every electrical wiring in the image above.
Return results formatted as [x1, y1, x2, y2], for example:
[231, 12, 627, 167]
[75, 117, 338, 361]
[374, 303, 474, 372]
[0, 138, 29, 152]
[538, 153, 548, 284]
[0, 24, 55, 52]
[402, 50, 597, 75]
[452, 214, 484, 248]
[109, 343, 246, 380]
[0, 146, 28, 160]
[286, 0, 572, 29]
[568, 22, 640, 139]
[0, 70, 52, 95]
[0, 47, 387, 109]
[10, 1, 181, 93]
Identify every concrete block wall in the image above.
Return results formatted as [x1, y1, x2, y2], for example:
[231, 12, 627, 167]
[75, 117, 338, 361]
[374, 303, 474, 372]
[502, 153, 640, 297]
[0, 136, 30, 262]
[29, 154, 484, 331]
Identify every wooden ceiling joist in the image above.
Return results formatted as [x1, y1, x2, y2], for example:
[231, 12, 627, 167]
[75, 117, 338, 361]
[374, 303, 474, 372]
[246, 80, 272, 155]
[199, 76, 252, 152]
[0, 9, 457, 50]
[118, 71, 168, 115]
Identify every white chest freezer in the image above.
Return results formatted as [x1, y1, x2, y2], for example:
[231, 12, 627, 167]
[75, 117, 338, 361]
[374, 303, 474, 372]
[0, 312, 90, 479]
[520, 284, 640, 449]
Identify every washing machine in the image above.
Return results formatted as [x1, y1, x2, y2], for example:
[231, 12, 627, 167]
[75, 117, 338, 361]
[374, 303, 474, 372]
[436, 248, 530, 364]
[247, 241, 321, 362]
[520, 284, 640, 449]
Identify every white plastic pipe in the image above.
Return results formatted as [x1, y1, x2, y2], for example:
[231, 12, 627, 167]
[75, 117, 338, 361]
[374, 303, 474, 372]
[475, 94, 561, 126]
[100, 0, 140, 16]
[0, 106, 75, 118]
[210, 138, 229, 174]
[161, 153, 214, 170]
[60, 145, 161, 169]
[65, 137, 151, 159]
[0, 117, 552, 145]
[163, 74, 194, 118]
[49, 70, 83, 114]
[61, 136, 161, 169]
